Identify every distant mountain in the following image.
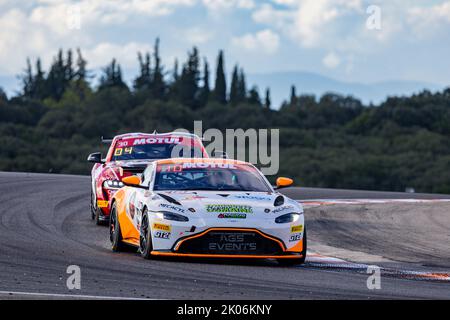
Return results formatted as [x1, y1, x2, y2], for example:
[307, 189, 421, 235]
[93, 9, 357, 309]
[1, 70, 445, 108]
[247, 71, 445, 108]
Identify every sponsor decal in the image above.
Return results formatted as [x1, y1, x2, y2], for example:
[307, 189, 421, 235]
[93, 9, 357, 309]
[97, 200, 108, 208]
[234, 195, 272, 201]
[154, 231, 171, 239]
[133, 137, 181, 146]
[289, 234, 302, 242]
[217, 213, 246, 219]
[208, 233, 257, 251]
[159, 203, 185, 213]
[153, 223, 171, 232]
[206, 204, 253, 214]
[182, 195, 207, 201]
[160, 163, 236, 172]
[272, 205, 294, 214]
[291, 225, 303, 233]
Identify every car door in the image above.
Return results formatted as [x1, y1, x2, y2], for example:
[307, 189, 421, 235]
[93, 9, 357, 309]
[129, 163, 155, 230]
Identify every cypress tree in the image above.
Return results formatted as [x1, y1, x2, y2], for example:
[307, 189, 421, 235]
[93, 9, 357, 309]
[21, 58, 34, 98]
[75, 48, 87, 83]
[290, 85, 297, 106]
[178, 47, 200, 108]
[99, 59, 127, 90]
[198, 58, 210, 108]
[134, 52, 152, 91]
[213, 50, 227, 104]
[237, 68, 247, 102]
[34, 58, 46, 99]
[229, 65, 239, 105]
[265, 88, 271, 109]
[152, 38, 166, 100]
[247, 86, 261, 105]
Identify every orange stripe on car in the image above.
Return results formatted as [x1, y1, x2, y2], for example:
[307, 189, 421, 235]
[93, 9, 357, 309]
[151, 252, 303, 259]
[174, 227, 286, 252]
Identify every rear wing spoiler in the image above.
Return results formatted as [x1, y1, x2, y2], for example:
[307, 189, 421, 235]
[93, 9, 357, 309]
[101, 136, 113, 144]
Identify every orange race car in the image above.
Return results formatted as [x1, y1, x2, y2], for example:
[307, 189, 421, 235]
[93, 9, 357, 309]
[109, 158, 307, 265]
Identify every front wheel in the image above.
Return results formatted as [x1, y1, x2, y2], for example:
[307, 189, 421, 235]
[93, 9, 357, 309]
[110, 203, 125, 252]
[278, 228, 307, 266]
[139, 210, 153, 259]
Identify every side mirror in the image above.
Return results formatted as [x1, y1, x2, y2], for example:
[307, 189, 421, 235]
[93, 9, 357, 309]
[122, 175, 143, 187]
[87, 152, 103, 164]
[275, 177, 294, 190]
[212, 150, 228, 159]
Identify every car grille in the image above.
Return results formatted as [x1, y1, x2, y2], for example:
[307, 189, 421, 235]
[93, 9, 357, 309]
[175, 230, 284, 255]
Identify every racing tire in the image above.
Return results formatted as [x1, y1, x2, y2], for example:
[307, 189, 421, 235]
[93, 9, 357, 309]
[90, 191, 96, 220]
[139, 210, 153, 259]
[278, 228, 307, 266]
[94, 206, 104, 226]
[110, 203, 126, 252]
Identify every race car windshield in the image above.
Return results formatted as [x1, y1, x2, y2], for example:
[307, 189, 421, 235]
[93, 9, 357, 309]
[154, 163, 271, 192]
[112, 143, 203, 161]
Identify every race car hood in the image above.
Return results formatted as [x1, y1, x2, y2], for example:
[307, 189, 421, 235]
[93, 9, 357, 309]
[156, 191, 302, 218]
[107, 159, 154, 176]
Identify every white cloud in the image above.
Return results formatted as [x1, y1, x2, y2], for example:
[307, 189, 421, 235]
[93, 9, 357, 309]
[202, 0, 255, 12]
[85, 42, 153, 69]
[252, 4, 294, 30]
[183, 27, 214, 45]
[292, 0, 364, 48]
[0, 0, 196, 76]
[407, 1, 450, 38]
[322, 52, 340, 69]
[232, 29, 280, 54]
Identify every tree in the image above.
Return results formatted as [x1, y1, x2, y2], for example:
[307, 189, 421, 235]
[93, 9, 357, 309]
[21, 58, 34, 98]
[74, 48, 88, 83]
[46, 49, 70, 100]
[178, 47, 200, 108]
[265, 88, 271, 109]
[34, 59, 46, 100]
[213, 50, 227, 104]
[0, 87, 7, 102]
[152, 38, 166, 100]
[229, 65, 239, 105]
[290, 85, 297, 107]
[198, 58, 210, 108]
[98, 59, 127, 90]
[133, 52, 152, 91]
[247, 86, 261, 105]
[238, 68, 247, 102]
[168, 59, 180, 101]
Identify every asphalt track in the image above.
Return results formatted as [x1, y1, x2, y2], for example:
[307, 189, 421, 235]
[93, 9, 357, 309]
[1, 171, 450, 299]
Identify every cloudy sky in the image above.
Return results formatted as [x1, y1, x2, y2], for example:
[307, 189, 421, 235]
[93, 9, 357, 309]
[1, 0, 449, 94]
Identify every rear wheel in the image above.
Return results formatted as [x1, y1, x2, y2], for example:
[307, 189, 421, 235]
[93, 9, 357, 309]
[110, 203, 125, 252]
[90, 191, 96, 220]
[278, 228, 307, 266]
[94, 206, 103, 225]
[139, 210, 153, 259]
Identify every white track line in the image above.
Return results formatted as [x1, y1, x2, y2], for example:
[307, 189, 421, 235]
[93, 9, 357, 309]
[0, 290, 153, 300]
[298, 199, 450, 208]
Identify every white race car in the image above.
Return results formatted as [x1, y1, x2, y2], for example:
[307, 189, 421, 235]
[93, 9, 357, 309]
[109, 158, 306, 265]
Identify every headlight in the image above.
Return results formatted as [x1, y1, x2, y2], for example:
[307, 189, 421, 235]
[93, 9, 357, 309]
[155, 211, 189, 222]
[103, 180, 124, 189]
[275, 213, 301, 224]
